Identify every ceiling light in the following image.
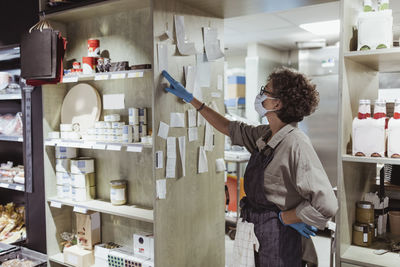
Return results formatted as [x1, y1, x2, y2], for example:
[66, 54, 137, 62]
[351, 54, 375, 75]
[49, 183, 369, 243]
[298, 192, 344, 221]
[299, 20, 340, 36]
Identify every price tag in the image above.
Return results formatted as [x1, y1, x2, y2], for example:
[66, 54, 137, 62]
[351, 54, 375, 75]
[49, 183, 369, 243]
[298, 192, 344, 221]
[15, 185, 24, 191]
[44, 140, 56, 146]
[110, 73, 127, 79]
[95, 74, 109, 81]
[79, 142, 93, 149]
[128, 72, 144, 78]
[0, 183, 9, 189]
[73, 206, 88, 214]
[63, 76, 79, 83]
[127, 144, 143, 152]
[107, 144, 122, 151]
[17, 137, 23, 142]
[50, 201, 62, 208]
[93, 143, 106, 150]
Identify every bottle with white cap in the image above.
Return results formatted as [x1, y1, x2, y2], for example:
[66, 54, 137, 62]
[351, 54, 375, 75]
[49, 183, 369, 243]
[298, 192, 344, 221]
[388, 99, 400, 157]
[353, 99, 373, 156]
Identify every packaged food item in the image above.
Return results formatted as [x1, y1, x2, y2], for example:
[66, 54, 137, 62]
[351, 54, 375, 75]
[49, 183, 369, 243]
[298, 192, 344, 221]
[133, 232, 154, 260]
[56, 172, 71, 185]
[88, 39, 100, 57]
[70, 158, 95, 174]
[104, 114, 120, 122]
[48, 131, 60, 139]
[71, 173, 95, 188]
[110, 180, 127, 205]
[72, 186, 96, 202]
[55, 147, 77, 159]
[353, 223, 372, 247]
[128, 108, 139, 125]
[388, 98, 400, 158]
[76, 211, 101, 250]
[356, 201, 374, 224]
[64, 245, 94, 266]
[139, 108, 147, 124]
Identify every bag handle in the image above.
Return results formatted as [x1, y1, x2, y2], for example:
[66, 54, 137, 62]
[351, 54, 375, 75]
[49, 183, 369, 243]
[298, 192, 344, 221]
[29, 12, 53, 33]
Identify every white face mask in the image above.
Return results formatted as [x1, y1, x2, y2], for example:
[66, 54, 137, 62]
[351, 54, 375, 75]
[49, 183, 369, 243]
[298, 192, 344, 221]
[254, 94, 279, 117]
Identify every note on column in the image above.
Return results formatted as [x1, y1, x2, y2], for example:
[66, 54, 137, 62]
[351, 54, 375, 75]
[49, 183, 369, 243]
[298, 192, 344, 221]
[170, 113, 185, 128]
[216, 158, 225, 172]
[217, 74, 223, 91]
[188, 127, 198, 142]
[178, 136, 186, 177]
[157, 43, 168, 73]
[198, 146, 208, 173]
[197, 112, 206, 126]
[166, 137, 176, 178]
[156, 179, 167, 199]
[188, 109, 197, 127]
[204, 121, 214, 151]
[203, 27, 224, 61]
[196, 53, 211, 88]
[184, 65, 196, 94]
[174, 15, 197, 55]
[157, 121, 169, 139]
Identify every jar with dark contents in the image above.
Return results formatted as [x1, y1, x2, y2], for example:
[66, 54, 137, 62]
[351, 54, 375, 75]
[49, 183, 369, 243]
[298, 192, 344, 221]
[353, 223, 372, 247]
[356, 201, 374, 224]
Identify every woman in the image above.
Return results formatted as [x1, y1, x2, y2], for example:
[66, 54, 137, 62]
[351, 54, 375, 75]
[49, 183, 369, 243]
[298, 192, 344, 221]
[162, 68, 338, 266]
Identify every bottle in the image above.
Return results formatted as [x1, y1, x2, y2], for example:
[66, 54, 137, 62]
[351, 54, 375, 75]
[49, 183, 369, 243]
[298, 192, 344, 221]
[358, 99, 371, 119]
[373, 99, 386, 119]
[388, 99, 400, 157]
[371, 99, 386, 157]
[379, 0, 389, 11]
[364, 0, 373, 12]
[394, 98, 400, 119]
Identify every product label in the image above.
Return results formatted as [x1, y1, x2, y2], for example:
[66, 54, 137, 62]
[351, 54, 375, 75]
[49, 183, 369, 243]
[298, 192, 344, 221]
[78, 161, 86, 168]
[111, 188, 126, 202]
[363, 233, 368, 243]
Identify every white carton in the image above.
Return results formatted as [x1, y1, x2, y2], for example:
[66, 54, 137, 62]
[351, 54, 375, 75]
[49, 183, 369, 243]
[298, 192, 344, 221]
[56, 172, 71, 185]
[64, 245, 94, 267]
[388, 118, 400, 157]
[358, 9, 393, 50]
[55, 147, 77, 159]
[133, 233, 154, 260]
[71, 173, 96, 188]
[352, 117, 386, 157]
[56, 159, 70, 173]
[71, 158, 95, 174]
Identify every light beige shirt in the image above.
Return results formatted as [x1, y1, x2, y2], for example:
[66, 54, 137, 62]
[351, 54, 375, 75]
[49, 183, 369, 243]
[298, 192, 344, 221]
[229, 121, 338, 229]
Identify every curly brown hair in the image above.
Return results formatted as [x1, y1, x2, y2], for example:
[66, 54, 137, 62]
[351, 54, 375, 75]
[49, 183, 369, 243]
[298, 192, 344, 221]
[268, 67, 319, 123]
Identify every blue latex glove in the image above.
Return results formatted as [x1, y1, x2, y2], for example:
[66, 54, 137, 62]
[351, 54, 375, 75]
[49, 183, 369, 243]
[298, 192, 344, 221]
[162, 70, 194, 103]
[278, 211, 317, 239]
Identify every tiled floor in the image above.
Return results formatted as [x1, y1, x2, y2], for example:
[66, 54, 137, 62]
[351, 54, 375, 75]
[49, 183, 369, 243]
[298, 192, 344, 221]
[225, 234, 333, 267]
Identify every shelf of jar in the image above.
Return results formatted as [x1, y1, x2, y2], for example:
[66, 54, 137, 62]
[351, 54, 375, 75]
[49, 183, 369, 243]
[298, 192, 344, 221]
[344, 48, 400, 72]
[342, 155, 400, 165]
[43, 0, 150, 23]
[62, 69, 152, 83]
[48, 197, 154, 223]
[44, 138, 152, 152]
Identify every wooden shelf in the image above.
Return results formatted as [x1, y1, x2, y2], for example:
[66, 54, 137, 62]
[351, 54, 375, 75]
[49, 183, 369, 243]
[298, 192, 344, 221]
[49, 253, 95, 267]
[0, 182, 24, 192]
[47, 197, 154, 223]
[344, 48, 400, 72]
[62, 69, 151, 84]
[342, 155, 400, 165]
[44, 138, 152, 152]
[44, 0, 150, 23]
[341, 245, 400, 267]
[0, 135, 23, 142]
[0, 93, 22, 100]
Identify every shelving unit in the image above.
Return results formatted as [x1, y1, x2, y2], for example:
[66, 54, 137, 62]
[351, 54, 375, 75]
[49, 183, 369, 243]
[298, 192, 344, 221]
[40, 0, 225, 266]
[0, 182, 25, 191]
[338, 1, 400, 266]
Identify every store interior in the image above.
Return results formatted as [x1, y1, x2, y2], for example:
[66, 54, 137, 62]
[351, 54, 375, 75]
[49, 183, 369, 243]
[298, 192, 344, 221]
[0, 0, 400, 266]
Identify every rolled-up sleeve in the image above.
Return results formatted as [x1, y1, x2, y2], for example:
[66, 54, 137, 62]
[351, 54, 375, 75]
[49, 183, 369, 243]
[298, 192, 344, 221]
[293, 142, 338, 229]
[228, 121, 270, 153]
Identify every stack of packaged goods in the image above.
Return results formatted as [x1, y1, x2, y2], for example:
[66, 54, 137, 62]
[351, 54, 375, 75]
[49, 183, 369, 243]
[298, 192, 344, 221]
[84, 114, 127, 143]
[55, 147, 77, 199]
[128, 108, 148, 143]
[70, 158, 96, 202]
[60, 123, 81, 140]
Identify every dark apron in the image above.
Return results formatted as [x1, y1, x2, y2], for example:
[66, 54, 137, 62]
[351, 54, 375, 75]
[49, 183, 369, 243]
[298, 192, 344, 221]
[240, 146, 302, 267]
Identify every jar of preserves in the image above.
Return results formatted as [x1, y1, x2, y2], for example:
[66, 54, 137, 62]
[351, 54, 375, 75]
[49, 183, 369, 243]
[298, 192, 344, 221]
[110, 180, 127, 205]
[356, 201, 374, 224]
[353, 223, 372, 247]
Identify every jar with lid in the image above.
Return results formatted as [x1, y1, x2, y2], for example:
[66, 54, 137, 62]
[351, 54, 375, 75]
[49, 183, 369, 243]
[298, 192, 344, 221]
[369, 222, 377, 241]
[356, 201, 374, 224]
[373, 99, 386, 119]
[353, 223, 372, 247]
[358, 99, 371, 119]
[110, 180, 127, 205]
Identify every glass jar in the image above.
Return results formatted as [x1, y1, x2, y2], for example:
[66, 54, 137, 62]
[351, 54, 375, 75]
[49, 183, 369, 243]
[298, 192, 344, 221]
[373, 99, 387, 119]
[356, 201, 374, 224]
[364, 0, 373, 12]
[353, 223, 372, 247]
[110, 180, 127, 206]
[369, 222, 377, 241]
[358, 99, 371, 119]
[394, 99, 400, 119]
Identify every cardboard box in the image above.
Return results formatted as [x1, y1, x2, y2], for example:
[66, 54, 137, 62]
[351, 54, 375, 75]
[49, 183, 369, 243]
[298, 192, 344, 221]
[64, 245, 94, 267]
[133, 233, 154, 260]
[55, 147, 77, 159]
[76, 211, 101, 250]
[71, 173, 96, 188]
[72, 186, 96, 202]
[70, 157, 95, 174]
[227, 84, 245, 98]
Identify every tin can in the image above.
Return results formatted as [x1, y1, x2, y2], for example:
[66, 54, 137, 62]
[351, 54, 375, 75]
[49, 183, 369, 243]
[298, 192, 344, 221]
[139, 108, 147, 124]
[82, 56, 97, 74]
[88, 39, 100, 57]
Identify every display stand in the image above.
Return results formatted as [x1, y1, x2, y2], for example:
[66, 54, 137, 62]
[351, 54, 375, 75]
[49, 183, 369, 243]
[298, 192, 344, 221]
[338, 1, 400, 266]
[39, 0, 225, 266]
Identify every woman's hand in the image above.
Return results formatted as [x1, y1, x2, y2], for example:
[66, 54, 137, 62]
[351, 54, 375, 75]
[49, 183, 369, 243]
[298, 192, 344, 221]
[279, 211, 317, 239]
[162, 70, 194, 103]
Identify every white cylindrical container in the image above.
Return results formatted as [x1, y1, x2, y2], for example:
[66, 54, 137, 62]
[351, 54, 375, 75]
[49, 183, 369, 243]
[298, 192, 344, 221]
[56, 159, 70, 173]
[110, 128, 123, 135]
[111, 122, 125, 129]
[394, 98, 400, 119]
[122, 125, 132, 143]
[95, 128, 106, 135]
[48, 131, 60, 139]
[72, 186, 96, 202]
[70, 158, 95, 174]
[60, 124, 73, 132]
[55, 147, 77, 159]
[133, 125, 140, 142]
[110, 180, 127, 205]
[56, 172, 71, 185]
[139, 108, 147, 124]
[71, 173, 96, 188]
[104, 114, 121, 122]
[129, 108, 139, 125]
[95, 121, 107, 129]
[59, 184, 72, 199]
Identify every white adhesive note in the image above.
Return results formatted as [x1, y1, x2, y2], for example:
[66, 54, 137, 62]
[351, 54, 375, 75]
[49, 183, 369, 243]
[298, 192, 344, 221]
[166, 157, 176, 178]
[167, 137, 176, 158]
[156, 151, 164, 169]
[196, 53, 211, 88]
[157, 43, 168, 73]
[216, 158, 225, 172]
[193, 79, 203, 101]
[158, 121, 169, 139]
[198, 146, 208, 173]
[174, 15, 197, 55]
[156, 179, 167, 199]
[50, 201, 62, 208]
[203, 27, 224, 61]
[178, 136, 186, 177]
[184, 65, 196, 94]
[103, 94, 125, 110]
[188, 127, 198, 142]
[188, 109, 197, 127]
[211, 92, 221, 98]
[217, 74, 223, 91]
[204, 121, 214, 151]
[170, 113, 185, 128]
[197, 112, 206, 126]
